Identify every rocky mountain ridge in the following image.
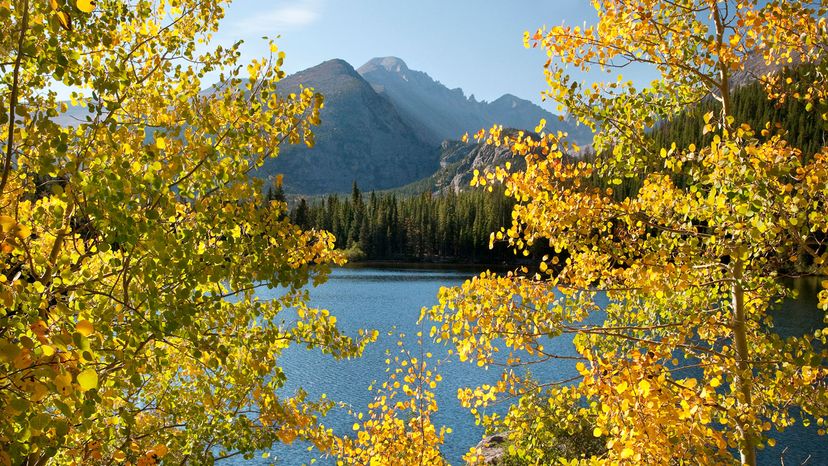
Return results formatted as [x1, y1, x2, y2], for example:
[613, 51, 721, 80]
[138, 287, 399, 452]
[258, 56, 588, 194]
[397, 130, 529, 195]
[53, 57, 591, 195]
[357, 56, 591, 145]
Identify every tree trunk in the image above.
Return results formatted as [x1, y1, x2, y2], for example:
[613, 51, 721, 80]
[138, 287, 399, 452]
[732, 257, 757, 466]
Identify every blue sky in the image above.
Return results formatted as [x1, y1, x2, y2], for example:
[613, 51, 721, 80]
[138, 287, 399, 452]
[53, 1, 655, 109]
[214, 0, 618, 110]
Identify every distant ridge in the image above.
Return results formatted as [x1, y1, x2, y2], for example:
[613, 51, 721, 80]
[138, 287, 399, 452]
[357, 56, 591, 145]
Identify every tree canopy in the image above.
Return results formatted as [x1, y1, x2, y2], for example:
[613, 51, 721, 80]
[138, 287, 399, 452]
[289, 185, 516, 263]
[3, 1, 828, 465]
[426, 1, 828, 464]
[0, 1, 374, 464]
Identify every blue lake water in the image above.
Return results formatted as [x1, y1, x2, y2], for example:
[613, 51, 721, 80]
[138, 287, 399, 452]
[232, 267, 826, 465]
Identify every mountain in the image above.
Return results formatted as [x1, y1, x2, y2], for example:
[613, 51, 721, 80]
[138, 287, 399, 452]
[258, 59, 438, 194]
[396, 130, 526, 195]
[52, 103, 93, 127]
[356, 57, 487, 144]
[357, 57, 592, 145]
[51, 57, 591, 195]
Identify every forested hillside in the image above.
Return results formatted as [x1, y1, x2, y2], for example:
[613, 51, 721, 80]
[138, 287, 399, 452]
[579, 65, 827, 201]
[651, 66, 826, 159]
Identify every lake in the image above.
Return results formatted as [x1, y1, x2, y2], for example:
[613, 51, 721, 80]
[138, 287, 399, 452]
[234, 267, 826, 465]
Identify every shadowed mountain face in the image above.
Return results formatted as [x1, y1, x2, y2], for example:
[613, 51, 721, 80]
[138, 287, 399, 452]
[259, 59, 438, 195]
[357, 56, 592, 145]
[259, 57, 593, 194]
[357, 57, 488, 144]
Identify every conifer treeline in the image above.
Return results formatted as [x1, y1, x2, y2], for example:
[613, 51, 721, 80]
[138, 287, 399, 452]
[582, 67, 826, 199]
[651, 67, 826, 159]
[286, 183, 516, 263]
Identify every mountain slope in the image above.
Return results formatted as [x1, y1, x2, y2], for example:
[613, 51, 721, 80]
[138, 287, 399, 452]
[259, 59, 437, 194]
[357, 57, 592, 145]
[396, 131, 526, 195]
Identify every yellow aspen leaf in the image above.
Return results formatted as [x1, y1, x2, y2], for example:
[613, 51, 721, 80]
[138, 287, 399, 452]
[76, 0, 96, 13]
[76, 319, 94, 336]
[638, 380, 651, 397]
[535, 118, 546, 132]
[14, 223, 30, 239]
[30, 383, 48, 402]
[0, 216, 14, 232]
[152, 445, 168, 458]
[0, 340, 20, 363]
[77, 368, 98, 391]
[56, 10, 71, 31]
[277, 429, 297, 445]
[54, 373, 73, 396]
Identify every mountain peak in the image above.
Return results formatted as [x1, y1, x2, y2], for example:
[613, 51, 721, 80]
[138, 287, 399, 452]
[260, 57, 437, 195]
[495, 93, 519, 102]
[358, 57, 410, 75]
[308, 58, 361, 77]
[282, 58, 364, 90]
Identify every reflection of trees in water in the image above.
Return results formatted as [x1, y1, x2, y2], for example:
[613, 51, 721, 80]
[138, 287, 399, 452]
[774, 277, 824, 339]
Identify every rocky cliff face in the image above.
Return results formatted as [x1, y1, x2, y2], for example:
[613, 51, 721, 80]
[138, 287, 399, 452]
[397, 131, 527, 195]
[259, 59, 438, 194]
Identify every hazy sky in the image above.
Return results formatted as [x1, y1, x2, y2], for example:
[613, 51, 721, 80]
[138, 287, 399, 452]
[214, 0, 648, 111]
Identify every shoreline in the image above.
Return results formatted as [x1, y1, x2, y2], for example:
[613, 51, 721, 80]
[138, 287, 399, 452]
[341, 260, 515, 271]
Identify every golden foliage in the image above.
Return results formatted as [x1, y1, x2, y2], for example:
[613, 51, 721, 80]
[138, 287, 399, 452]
[428, 1, 828, 465]
[0, 1, 373, 464]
